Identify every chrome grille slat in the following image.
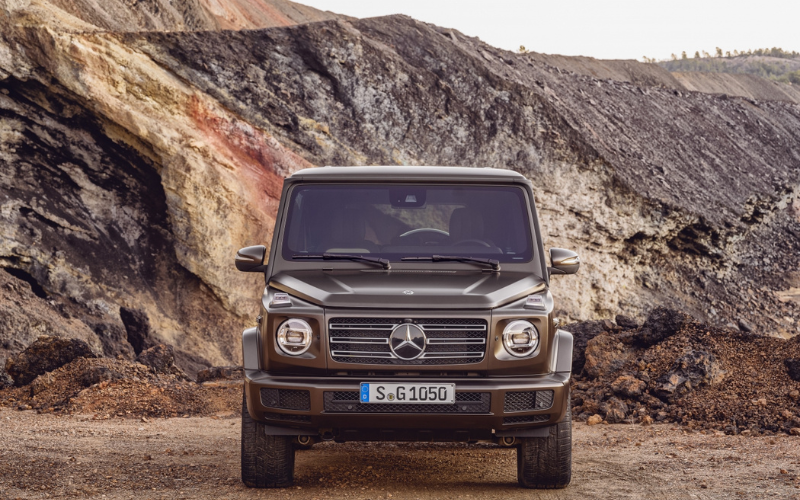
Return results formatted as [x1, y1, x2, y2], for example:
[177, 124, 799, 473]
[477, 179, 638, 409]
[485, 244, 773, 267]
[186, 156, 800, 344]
[420, 352, 484, 358]
[330, 338, 390, 344]
[330, 324, 397, 330]
[331, 351, 396, 358]
[329, 317, 488, 366]
[426, 338, 486, 344]
[417, 325, 487, 331]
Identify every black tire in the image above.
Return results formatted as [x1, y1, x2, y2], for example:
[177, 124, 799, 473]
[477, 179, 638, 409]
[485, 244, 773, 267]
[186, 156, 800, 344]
[241, 391, 295, 488]
[516, 402, 572, 489]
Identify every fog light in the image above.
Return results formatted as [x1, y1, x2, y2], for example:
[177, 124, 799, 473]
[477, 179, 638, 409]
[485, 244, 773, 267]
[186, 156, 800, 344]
[502, 320, 539, 357]
[277, 319, 313, 355]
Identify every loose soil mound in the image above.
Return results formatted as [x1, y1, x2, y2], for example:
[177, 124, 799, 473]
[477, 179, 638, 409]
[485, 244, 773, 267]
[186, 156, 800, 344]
[570, 311, 800, 435]
[0, 356, 240, 419]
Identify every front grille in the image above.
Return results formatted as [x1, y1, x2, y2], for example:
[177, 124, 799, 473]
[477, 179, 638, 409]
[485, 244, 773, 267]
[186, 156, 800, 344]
[503, 415, 550, 425]
[503, 390, 554, 412]
[323, 391, 491, 413]
[264, 412, 312, 423]
[260, 388, 311, 411]
[329, 318, 488, 365]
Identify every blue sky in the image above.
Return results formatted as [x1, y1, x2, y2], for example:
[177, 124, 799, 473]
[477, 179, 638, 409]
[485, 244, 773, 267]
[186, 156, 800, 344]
[299, 0, 800, 61]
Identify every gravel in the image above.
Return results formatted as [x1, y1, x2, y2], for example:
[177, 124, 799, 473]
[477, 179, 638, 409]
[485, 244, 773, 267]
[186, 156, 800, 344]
[1, 409, 799, 499]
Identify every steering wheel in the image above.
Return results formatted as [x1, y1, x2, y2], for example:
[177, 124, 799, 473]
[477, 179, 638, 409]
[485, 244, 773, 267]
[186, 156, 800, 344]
[397, 228, 450, 245]
[453, 239, 492, 248]
[399, 228, 449, 238]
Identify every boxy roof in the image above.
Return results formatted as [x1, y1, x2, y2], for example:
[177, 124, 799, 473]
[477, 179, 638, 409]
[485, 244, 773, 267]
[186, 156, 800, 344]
[287, 166, 530, 184]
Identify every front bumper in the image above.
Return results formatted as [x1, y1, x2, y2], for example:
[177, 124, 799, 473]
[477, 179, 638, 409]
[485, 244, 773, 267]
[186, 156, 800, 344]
[244, 370, 570, 440]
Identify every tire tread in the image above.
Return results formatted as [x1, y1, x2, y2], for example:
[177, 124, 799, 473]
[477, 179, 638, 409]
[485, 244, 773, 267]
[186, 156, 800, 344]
[516, 402, 572, 489]
[241, 391, 295, 488]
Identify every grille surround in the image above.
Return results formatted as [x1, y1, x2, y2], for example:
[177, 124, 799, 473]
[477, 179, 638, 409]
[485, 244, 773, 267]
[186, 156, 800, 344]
[323, 391, 491, 413]
[329, 317, 488, 366]
[260, 388, 311, 411]
[503, 390, 554, 412]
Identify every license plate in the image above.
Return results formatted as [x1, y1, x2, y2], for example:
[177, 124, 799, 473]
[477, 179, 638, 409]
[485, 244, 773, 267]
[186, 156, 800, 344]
[359, 383, 455, 404]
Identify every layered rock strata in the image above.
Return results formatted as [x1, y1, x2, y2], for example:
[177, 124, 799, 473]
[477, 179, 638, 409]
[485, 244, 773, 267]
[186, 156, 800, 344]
[0, 4, 798, 373]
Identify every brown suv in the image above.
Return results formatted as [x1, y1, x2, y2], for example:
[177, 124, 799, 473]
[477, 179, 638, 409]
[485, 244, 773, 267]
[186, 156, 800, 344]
[235, 166, 579, 489]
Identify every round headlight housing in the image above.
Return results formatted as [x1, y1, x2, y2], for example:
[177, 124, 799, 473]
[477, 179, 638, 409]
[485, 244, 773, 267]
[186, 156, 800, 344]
[276, 318, 313, 355]
[502, 320, 539, 357]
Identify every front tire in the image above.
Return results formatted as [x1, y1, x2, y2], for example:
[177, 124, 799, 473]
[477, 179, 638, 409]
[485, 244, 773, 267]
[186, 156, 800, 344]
[516, 402, 572, 489]
[241, 391, 295, 488]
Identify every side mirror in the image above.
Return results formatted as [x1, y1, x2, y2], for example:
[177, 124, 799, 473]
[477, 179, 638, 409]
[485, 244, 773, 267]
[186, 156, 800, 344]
[235, 245, 268, 273]
[548, 248, 580, 276]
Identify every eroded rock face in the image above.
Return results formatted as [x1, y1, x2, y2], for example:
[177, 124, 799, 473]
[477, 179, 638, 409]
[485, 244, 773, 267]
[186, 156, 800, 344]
[0, 1, 798, 374]
[0, 269, 102, 369]
[125, 16, 800, 332]
[5, 335, 98, 387]
[120, 308, 153, 356]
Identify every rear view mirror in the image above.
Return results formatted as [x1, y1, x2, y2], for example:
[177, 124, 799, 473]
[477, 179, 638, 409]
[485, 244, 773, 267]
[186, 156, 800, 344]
[235, 245, 268, 273]
[548, 248, 580, 275]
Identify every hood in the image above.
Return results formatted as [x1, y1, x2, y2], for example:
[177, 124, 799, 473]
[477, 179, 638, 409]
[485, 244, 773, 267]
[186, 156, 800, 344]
[269, 269, 546, 309]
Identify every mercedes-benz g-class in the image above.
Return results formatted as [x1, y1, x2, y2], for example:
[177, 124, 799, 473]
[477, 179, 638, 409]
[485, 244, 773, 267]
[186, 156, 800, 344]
[235, 166, 578, 489]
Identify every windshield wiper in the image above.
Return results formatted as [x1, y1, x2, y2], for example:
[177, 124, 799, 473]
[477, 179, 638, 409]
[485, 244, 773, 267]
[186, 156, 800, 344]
[293, 253, 391, 270]
[401, 255, 500, 271]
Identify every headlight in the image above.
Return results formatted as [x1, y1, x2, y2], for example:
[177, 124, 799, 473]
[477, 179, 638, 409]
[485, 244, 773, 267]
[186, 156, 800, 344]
[502, 320, 539, 357]
[276, 318, 313, 355]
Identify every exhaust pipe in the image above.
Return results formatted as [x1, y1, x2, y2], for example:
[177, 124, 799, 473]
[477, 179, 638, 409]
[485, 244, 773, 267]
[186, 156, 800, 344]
[500, 436, 517, 447]
[297, 435, 312, 446]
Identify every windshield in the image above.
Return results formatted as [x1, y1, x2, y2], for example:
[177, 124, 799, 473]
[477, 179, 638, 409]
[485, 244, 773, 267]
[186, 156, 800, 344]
[281, 184, 534, 264]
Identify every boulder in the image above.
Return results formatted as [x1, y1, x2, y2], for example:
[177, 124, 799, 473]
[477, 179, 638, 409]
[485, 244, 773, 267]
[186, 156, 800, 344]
[611, 375, 647, 398]
[602, 397, 629, 423]
[583, 334, 635, 379]
[5, 336, 98, 386]
[737, 318, 755, 333]
[615, 315, 639, 330]
[120, 307, 153, 356]
[620, 307, 691, 347]
[655, 350, 725, 401]
[587, 414, 603, 425]
[196, 366, 243, 383]
[785, 359, 800, 382]
[565, 320, 608, 375]
[136, 344, 174, 374]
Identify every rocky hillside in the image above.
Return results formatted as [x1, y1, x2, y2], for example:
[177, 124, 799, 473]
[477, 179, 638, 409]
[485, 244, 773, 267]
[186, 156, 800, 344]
[671, 71, 800, 104]
[0, 1, 799, 374]
[15, 0, 337, 32]
[524, 51, 800, 105]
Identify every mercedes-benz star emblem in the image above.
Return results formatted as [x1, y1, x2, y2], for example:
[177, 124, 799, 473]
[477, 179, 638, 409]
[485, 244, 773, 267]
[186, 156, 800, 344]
[389, 323, 426, 360]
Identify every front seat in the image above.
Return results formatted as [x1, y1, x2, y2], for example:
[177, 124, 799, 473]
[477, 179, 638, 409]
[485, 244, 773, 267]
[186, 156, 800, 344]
[327, 208, 380, 253]
[449, 207, 487, 244]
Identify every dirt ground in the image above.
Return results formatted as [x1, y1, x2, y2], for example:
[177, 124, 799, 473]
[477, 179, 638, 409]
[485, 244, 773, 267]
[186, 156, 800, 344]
[1, 409, 799, 499]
